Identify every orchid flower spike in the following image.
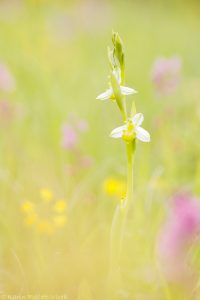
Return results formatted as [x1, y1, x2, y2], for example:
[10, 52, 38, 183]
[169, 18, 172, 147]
[96, 68, 137, 101]
[110, 113, 150, 143]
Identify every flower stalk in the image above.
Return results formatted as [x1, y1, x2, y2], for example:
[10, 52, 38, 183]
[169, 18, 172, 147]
[126, 140, 135, 212]
[96, 32, 150, 299]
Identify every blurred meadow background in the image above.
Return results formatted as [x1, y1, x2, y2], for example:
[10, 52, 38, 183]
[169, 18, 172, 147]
[1, 0, 200, 299]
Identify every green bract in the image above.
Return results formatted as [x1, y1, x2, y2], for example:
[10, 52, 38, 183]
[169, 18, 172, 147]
[110, 71, 124, 115]
[112, 31, 125, 79]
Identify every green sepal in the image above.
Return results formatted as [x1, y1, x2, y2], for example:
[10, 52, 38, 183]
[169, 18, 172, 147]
[110, 71, 124, 114]
[107, 46, 115, 70]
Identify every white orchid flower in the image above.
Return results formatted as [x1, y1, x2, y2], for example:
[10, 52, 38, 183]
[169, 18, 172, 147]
[96, 68, 137, 101]
[110, 113, 150, 143]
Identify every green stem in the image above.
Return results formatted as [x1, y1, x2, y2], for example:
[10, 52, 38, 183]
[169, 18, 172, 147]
[126, 141, 134, 211]
[118, 140, 135, 254]
[108, 140, 135, 300]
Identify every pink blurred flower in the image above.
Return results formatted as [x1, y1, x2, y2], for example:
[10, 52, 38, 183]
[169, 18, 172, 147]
[49, 13, 75, 43]
[61, 115, 89, 150]
[65, 163, 78, 176]
[76, 119, 88, 132]
[0, 99, 14, 120]
[77, 0, 111, 33]
[0, 99, 25, 126]
[80, 155, 94, 168]
[0, 63, 16, 92]
[151, 57, 181, 95]
[157, 193, 200, 286]
[61, 124, 78, 150]
[68, 113, 89, 132]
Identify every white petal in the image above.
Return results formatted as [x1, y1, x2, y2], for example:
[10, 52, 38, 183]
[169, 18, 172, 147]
[132, 113, 144, 127]
[96, 88, 113, 100]
[113, 68, 121, 84]
[110, 125, 126, 138]
[120, 86, 137, 95]
[136, 126, 150, 142]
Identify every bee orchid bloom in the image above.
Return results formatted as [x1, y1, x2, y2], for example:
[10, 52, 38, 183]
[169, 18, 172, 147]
[110, 113, 150, 143]
[96, 69, 137, 101]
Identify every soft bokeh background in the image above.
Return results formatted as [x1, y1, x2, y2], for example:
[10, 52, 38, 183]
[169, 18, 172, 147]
[1, 0, 200, 299]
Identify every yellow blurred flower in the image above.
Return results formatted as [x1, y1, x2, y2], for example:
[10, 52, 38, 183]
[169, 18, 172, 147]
[53, 215, 67, 227]
[21, 201, 35, 213]
[40, 188, 53, 202]
[21, 188, 67, 235]
[37, 220, 54, 235]
[116, 181, 127, 198]
[53, 200, 67, 213]
[103, 178, 118, 195]
[103, 177, 126, 198]
[24, 213, 38, 226]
